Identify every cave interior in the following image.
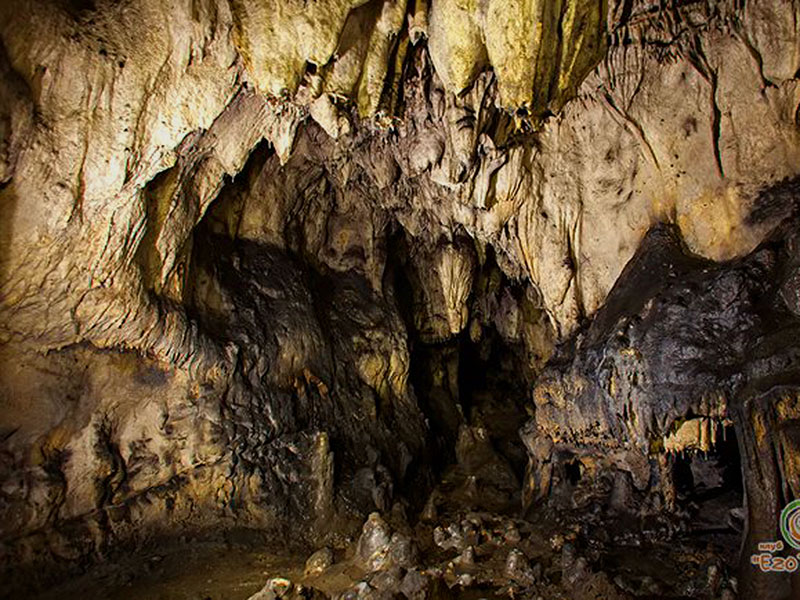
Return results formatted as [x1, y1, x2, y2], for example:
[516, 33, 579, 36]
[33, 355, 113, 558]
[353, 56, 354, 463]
[3, 0, 800, 598]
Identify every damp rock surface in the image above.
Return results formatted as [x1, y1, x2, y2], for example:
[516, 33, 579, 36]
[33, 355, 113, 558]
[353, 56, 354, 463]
[1, 0, 800, 598]
[26, 495, 741, 600]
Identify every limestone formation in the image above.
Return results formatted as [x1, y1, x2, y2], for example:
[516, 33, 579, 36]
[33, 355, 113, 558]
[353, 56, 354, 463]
[2, 0, 800, 598]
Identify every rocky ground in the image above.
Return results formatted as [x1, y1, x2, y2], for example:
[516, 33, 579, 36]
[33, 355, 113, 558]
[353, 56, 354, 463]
[3, 0, 800, 598]
[24, 413, 743, 600]
[25, 487, 741, 600]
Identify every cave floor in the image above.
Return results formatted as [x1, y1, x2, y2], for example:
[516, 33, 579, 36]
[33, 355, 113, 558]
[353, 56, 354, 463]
[27, 526, 738, 600]
[30, 542, 306, 600]
[27, 476, 742, 600]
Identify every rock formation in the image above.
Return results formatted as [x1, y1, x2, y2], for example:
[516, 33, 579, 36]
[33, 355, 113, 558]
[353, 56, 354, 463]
[1, 0, 800, 597]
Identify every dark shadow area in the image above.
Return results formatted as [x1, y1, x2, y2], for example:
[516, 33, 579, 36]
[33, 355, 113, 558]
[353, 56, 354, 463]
[747, 175, 800, 226]
[384, 227, 461, 477]
[669, 424, 745, 542]
[383, 230, 535, 514]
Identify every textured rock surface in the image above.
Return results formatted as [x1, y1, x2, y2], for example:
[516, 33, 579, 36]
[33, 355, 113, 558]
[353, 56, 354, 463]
[524, 217, 800, 597]
[2, 0, 800, 596]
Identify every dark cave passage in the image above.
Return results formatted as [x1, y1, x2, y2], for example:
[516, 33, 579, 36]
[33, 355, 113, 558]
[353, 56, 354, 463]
[13, 161, 800, 600]
[5, 0, 800, 591]
[387, 229, 535, 487]
[180, 194, 760, 598]
[669, 424, 745, 554]
[680, 424, 743, 507]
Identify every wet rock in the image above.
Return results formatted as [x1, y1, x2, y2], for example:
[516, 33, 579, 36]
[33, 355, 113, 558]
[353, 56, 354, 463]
[356, 513, 417, 572]
[502, 521, 521, 544]
[433, 520, 480, 552]
[356, 513, 393, 571]
[247, 578, 294, 600]
[304, 547, 334, 577]
[352, 466, 394, 513]
[707, 564, 721, 594]
[387, 533, 418, 570]
[421, 493, 439, 523]
[455, 546, 475, 566]
[607, 471, 636, 513]
[399, 568, 430, 600]
[728, 507, 746, 532]
[340, 581, 392, 600]
[561, 544, 591, 588]
[505, 548, 536, 586]
[367, 569, 403, 593]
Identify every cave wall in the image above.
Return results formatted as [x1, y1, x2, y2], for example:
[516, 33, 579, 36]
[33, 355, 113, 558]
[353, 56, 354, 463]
[2, 0, 800, 588]
[521, 217, 800, 597]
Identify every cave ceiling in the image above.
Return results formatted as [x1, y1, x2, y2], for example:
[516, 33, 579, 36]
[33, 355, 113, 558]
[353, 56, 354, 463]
[2, 0, 800, 597]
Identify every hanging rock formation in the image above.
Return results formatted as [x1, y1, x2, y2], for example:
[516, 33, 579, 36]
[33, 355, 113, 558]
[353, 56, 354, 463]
[2, 0, 800, 597]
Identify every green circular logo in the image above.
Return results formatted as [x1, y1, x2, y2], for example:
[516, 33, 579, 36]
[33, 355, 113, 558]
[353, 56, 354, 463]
[781, 499, 800, 550]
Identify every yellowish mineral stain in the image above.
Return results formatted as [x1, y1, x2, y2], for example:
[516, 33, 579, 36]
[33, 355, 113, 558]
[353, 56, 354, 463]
[427, 0, 489, 93]
[357, 0, 409, 116]
[555, 0, 608, 109]
[231, 0, 366, 96]
[231, 0, 608, 119]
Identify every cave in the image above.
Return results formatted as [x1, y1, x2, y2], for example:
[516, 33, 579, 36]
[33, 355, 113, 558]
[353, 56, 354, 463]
[3, 0, 800, 599]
